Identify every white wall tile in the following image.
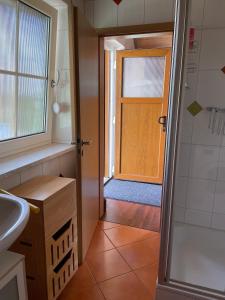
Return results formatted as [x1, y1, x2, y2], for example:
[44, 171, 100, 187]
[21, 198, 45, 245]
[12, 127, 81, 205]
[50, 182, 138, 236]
[52, 69, 72, 143]
[212, 213, 225, 231]
[145, 0, 175, 24]
[43, 158, 60, 176]
[214, 181, 225, 214]
[174, 177, 187, 207]
[180, 116, 193, 143]
[217, 161, 225, 181]
[200, 29, 225, 70]
[221, 135, 225, 147]
[85, 0, 95, 26]
[219, 146, 225, 161]
[186, 178, 215, 212]
[0, 173, 20, 190]
[189, 145, 219, 180]
[197, 70, 225, 107]
[83, 0, 176, 29]
[21, 164, 43, 184]
[183, 72, 198, 104]
[203, 0, 225, 29]
[118, 0, 145, 26]
[0, 151, 75, 191]
[189, 0, 205, 27]
[173, 205, 185, 222]
[185, 30, 202, 66]
[94, 0, 117, 28]
[59, 151, 76, 178]
[178, 72, 197, 144]
[217, 147, 225, 180]
[192, 111, 222, 146]
[177, 143, 191, 177]
[185, 209, 211, 227]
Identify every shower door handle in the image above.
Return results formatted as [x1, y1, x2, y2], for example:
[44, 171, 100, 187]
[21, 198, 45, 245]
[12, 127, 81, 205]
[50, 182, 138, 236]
[158, 116, 167, 132]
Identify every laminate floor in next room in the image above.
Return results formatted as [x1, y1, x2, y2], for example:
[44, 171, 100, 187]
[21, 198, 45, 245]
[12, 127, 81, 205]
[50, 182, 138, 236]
[103, 198, 161, 232]
[59, 221, 160, 300]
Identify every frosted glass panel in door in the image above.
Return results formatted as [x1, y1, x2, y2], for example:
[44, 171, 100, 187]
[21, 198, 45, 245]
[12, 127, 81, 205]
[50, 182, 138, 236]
[122, 57, 165, 98]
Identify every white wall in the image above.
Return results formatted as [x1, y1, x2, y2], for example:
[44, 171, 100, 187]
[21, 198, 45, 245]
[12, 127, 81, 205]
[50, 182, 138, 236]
[173, 0, 225, 231]
[84, 0, 175, 28]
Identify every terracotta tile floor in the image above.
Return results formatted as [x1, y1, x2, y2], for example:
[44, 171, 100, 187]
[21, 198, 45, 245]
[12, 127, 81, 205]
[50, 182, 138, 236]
[59, 221, 160, 300]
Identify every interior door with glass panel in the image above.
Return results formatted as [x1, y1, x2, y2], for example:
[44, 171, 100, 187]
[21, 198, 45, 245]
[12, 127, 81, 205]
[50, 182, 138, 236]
[115, 49, 171, 184]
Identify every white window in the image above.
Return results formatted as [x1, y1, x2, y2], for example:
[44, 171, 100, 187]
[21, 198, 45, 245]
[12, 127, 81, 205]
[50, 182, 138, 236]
[0, 0, 57, 157]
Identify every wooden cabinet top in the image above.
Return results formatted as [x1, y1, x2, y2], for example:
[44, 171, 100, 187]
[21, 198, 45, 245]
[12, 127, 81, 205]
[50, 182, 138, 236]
[10, 176, 76, 202]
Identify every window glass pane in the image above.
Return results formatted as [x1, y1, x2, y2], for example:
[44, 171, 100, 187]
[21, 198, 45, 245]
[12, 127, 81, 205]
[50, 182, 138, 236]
[122, 57, 165, 98]
[0, 74, 16, 140]
[17, 77, 47, 137]
[18, 2, 50, 77]
[0, 0, 16, 71]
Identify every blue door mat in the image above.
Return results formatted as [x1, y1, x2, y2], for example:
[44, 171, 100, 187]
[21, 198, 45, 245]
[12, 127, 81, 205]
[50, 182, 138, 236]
[104, 179, 162, 207]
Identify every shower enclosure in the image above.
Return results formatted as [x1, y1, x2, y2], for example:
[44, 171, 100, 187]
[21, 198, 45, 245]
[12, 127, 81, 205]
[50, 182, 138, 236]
[157, 0, 225, 299]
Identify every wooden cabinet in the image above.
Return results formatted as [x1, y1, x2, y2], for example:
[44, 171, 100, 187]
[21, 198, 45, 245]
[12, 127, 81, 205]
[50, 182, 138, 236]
[10, 176, 78, 300]
[0, 251, 28, 300]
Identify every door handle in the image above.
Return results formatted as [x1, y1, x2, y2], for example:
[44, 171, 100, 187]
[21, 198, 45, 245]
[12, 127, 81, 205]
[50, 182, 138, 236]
[81, 139, 92, 146]
[158, 116, 167, 132]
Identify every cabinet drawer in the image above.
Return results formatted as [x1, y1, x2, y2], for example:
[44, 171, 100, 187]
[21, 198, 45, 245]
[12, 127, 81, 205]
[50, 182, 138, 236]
[48, 248, 78, 300]
[44, 183, 76, 239]
[46, 216, 77, 270]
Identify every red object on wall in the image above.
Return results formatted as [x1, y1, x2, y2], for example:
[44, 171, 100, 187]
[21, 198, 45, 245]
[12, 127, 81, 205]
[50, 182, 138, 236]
[113, 0, 122, 5]
[189, 27, 195, 50]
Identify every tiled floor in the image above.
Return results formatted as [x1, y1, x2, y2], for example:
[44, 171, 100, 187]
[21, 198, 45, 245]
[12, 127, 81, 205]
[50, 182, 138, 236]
[59, 221, 160, 300]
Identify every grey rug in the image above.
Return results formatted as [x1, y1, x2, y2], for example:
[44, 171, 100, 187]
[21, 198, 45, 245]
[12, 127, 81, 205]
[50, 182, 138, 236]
[104, 179, 162, 206]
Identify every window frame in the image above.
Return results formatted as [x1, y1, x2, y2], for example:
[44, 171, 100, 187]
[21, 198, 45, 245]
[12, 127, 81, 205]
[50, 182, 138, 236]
[0, 0, 57, 158]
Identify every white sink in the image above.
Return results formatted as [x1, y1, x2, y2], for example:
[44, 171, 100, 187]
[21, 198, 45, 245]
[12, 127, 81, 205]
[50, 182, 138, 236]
[0, 194, 30, 253]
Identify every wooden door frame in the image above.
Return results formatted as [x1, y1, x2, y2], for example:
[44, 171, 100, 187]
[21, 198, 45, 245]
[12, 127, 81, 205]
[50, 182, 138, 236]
[98, 22, 174, 218]
[73, 7, 85, 264]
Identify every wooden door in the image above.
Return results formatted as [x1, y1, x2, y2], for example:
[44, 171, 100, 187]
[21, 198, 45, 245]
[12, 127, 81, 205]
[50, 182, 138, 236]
[74, 8, 99, 261]
[115, 49, 171, 184]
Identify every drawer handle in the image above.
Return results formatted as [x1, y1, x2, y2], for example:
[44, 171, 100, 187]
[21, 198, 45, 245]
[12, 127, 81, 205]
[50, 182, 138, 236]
[52, 219, 72, 241]
[54, 250, 72, 274]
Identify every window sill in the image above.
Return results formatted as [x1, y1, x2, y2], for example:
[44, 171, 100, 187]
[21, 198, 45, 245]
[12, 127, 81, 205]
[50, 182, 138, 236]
[0, 143, 75, 178]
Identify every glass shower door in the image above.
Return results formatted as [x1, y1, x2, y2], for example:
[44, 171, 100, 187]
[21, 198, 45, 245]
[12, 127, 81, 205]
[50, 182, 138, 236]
[166, 0, 225, 297]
